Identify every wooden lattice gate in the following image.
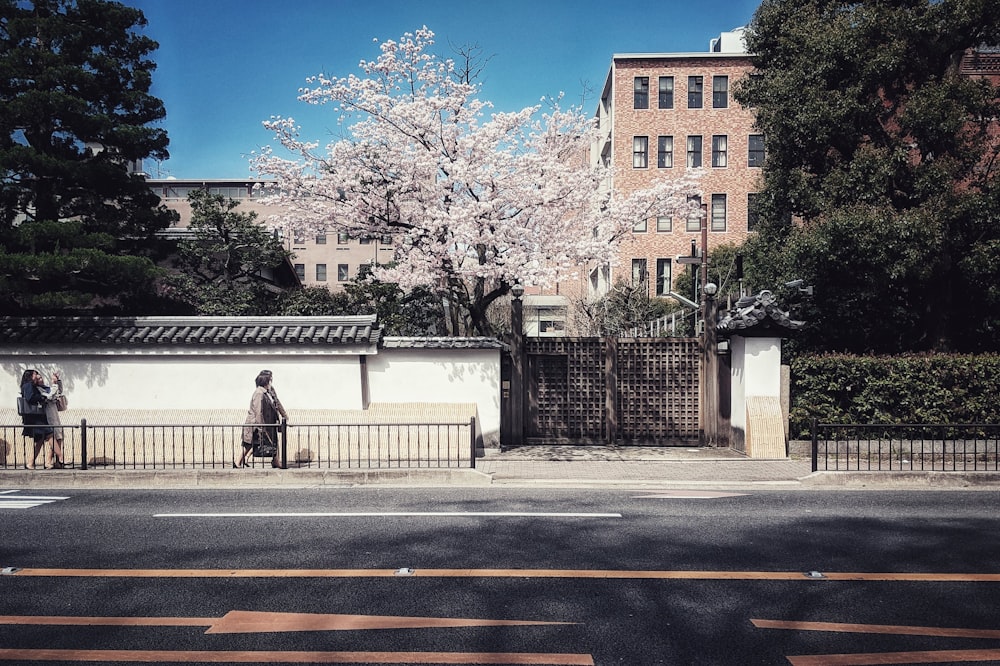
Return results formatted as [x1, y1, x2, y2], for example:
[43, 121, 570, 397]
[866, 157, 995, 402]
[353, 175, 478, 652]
[519, 337, 701, 445]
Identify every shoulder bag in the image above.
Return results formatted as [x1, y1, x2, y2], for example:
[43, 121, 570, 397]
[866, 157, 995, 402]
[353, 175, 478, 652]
[17, 396, 44, 416]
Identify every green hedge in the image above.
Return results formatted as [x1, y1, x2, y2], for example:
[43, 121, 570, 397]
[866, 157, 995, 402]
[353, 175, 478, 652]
[789, 353, 1000, 438]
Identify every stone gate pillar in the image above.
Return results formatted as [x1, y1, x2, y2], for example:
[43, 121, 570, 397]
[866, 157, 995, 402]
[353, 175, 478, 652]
[717, 290, 803, 458]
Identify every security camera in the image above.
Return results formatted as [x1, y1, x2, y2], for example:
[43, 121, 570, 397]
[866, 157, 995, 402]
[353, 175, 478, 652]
[784, 279, 804, 288]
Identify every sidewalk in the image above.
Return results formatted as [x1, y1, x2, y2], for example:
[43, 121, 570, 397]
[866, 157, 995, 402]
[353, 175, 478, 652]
[3, 445, 999, 489]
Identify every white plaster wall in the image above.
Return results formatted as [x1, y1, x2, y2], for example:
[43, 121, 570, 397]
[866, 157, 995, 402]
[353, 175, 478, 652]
[0, 351, 363, 412]
[730, 336, 746, 433]
[744, 338, 782, 398]
[367, 348, 500, 446]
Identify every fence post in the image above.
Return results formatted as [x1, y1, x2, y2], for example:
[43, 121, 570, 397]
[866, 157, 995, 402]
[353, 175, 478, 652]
[469, 417, 476, 469]
[810, 418, 818, 473]
[279, 418, 288, 470]
[80, 418, 88, 471]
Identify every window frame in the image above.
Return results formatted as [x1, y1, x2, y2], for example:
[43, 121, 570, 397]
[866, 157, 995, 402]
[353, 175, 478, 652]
[686, 135, 702, 168]
[658, 76, 674, 109]
[748, 134, 765, 167]
[631, 258, 648, 290]
[632, 136, 649, 169]
[633, 76, 649, 109]
[656, 215, 672, 232]
[655, 258, 672, 296]
[687, 75, 703, 109]
[657, 135, 673, 168]
[315, 263, 327, 281]
[711, 135, 728, 168]
[337, 263, 349, 282]
[711, 194, 727, 231]
[686, 195, 702, 232]
[712, 75, 729, 108]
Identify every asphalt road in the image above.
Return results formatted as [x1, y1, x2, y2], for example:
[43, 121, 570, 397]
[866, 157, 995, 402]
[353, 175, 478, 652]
[1, 487, 999, 665]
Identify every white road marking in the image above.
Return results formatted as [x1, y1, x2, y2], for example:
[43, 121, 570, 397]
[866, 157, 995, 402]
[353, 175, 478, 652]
[633, 491, 748, 499]
[155, 511, 622, 518]
[0, 493, 70, 510]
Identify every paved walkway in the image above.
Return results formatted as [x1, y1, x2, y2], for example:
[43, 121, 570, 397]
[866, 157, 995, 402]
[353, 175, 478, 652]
[478, 445, 813, 486]
[3, 445, 998, 489]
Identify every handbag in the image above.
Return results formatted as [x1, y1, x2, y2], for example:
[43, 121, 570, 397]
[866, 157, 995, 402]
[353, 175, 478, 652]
[16, 396, 44, 416]
[251, 429, 277, 457]
[55, 394, 68, 412]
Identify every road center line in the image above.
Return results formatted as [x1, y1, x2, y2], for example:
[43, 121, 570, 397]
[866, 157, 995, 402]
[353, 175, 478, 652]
[7, 568, 1000, 581]
[153, 512, 622, 518]
[0, 649, 595, 664]
[753, 618, 1000, 639]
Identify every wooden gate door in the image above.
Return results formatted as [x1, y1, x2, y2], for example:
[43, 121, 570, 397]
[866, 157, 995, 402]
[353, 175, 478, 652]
[524, 337, 700, 445]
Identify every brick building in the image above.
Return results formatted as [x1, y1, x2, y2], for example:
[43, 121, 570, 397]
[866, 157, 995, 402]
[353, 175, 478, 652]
[524, 29, 760, 335]
[147, 178, 392, 291]
[594, 27, 758, 301]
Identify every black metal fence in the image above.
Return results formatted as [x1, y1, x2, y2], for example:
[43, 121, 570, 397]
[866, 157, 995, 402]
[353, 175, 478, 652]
[811, 420, 1000, 473]
[0, 418, 478, 471]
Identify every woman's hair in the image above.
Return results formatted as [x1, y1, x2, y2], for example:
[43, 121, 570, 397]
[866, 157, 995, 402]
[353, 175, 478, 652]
[21, 369, 36, 385]
[255, 372, 270, 388]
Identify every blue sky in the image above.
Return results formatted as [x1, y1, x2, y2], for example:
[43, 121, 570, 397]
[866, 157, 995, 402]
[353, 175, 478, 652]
[125, 0, 762, 179]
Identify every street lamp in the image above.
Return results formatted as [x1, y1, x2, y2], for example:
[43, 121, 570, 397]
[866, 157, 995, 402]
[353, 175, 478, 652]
[701, 281, 719, 447]
[508, 284, 525, 448]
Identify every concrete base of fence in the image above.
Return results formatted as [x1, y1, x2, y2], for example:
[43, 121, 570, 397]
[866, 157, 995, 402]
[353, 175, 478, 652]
[0, 468, 493, 489]
[801, 471, 1000, 489]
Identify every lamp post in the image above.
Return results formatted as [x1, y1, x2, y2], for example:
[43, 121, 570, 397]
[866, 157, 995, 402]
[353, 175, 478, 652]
[701, 282, 719, 446]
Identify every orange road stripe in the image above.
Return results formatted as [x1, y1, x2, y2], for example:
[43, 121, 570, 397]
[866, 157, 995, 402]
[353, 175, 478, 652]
[9, 568, 1000, 581]
[0, 648, 594, 664]
[786, 649, 1000, 665]
[0, 615, 211, 628]
[0, 611, 573, 633]
[753, 618, 1000, 639]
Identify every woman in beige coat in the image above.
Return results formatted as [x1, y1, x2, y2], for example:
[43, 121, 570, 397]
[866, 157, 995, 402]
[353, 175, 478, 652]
[235, 371, 288, 468]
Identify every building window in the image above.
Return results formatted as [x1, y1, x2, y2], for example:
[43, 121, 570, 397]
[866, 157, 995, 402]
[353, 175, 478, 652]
[658, 76, 674, 109]
[337, 264, 349, 281]
[633, 136, 648, 168]
[657, 135, 673, 168]
[337, 232, 349, 244]
[315, 233, 327, 245]
[687, 76, 703, 108]
[748, 134, 765, 167]
[656, 215, 672, 232]
[711, 194, 727, 231]
[633, 217, 647, 233]
[294, 263, 305, 281]
[686, 195, 702, 232]
[316, 263, 327, 281]
[633, 77, 649, 109]
[748, 193, 759, 232]
[380, 234, 392, 245]
[292, 231, 305, 245]
[686, 135, 702, 168]
[655, 258, 672, 296]
[712, 75, 728, 108]
[711, 135, 728, 168]
[631, 258, 648, 289]
[359, 235, 372, 245]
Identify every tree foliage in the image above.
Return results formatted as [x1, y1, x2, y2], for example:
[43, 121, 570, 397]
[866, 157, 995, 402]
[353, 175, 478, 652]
[163, 189, 290, 316]
[255, 27, 702, 336]
[734, 0, 1000, 353]
[0, 0, 177, 314]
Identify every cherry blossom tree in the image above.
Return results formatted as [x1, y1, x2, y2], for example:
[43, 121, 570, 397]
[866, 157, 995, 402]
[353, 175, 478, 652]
[255, 27, 702, 335]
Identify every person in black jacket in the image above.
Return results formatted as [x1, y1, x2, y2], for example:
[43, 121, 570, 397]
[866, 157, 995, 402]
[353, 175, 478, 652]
[20, 369, 55, 469]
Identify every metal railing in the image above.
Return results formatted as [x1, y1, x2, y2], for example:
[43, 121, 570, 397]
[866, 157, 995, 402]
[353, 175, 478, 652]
[0, 418, 478, 471]
[811, 420, 1000, 473]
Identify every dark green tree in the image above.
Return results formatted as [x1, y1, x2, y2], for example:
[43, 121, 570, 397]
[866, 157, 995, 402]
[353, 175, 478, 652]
[0, 0, 178, 314]
[734, 0, 1000, 353]
[163, 189, 290, 316]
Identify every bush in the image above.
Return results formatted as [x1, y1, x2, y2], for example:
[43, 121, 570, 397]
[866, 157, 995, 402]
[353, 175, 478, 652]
[789, 353, 1000, 437]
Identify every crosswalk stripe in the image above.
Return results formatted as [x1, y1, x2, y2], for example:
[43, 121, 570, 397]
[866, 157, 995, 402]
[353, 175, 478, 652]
[0, 494, 69, 510]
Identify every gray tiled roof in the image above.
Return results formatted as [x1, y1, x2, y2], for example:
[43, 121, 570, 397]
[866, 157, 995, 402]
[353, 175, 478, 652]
[717, 290, 804, 336]
[0, 315, 381, 347]
[382, 337, 506, 350]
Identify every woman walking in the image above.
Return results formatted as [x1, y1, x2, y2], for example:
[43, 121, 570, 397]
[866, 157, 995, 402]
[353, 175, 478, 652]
[19, 369, 55, 469]
[236, 370, 288, 469]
